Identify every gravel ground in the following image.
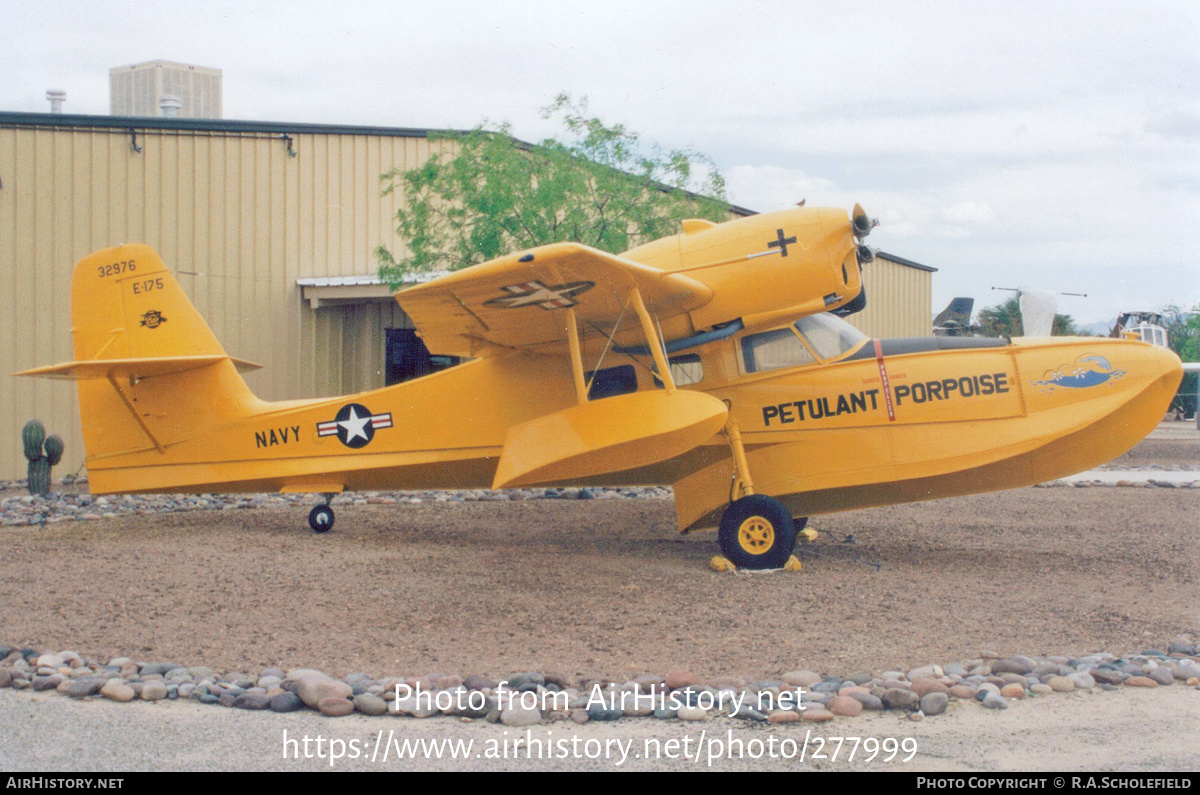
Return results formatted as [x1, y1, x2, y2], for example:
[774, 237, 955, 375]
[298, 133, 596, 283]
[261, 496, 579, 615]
[0, 424, 1196, 771]
[1, 482, 1197, 681]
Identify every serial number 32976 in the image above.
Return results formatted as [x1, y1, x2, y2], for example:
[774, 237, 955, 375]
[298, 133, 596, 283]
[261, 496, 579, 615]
[97, 259, 136, 278]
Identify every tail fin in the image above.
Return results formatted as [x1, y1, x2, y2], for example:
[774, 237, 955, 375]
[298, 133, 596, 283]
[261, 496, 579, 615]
[17, 244, 261, 476]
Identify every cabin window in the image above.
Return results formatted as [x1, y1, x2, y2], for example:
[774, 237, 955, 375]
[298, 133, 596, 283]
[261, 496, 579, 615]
[385, 328, 460, 385]
[794, 314, 867, 360]
[587, 364, 638, 400]
[652, 353, 704, 388]
[741, 328, 816, 373]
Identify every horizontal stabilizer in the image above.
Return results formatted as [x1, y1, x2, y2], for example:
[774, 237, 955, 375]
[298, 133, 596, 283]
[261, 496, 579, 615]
[14, 355, 262, 380]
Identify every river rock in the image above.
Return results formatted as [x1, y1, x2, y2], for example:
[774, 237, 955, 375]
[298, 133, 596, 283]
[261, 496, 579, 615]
[849, 692, 885, 710]
[882, 688, 920, 711]
[817, 695, 858, 716]
[352, 693, 388, 716]
[980, 691, 1009, 709]
[907, 664, 943, 680]
[949, 684, 977, 699]
[1047, 676, 1075, 692]
[910, 678, 949, 697]
[295, 674, 353, 708]
[142, 681, 167, 701]
[1067, 672, 1096, 689]
[991, 658, 1034, 676]
[100, 680, 135, 702]
[235, 693, 271, 710]
[500, 705, 542, 727]
[464, 674, 498, 691]
[1091, 669, 1127, 686]
[1148, 667, 1175, 686]
[318, 697, 354, 717]
[270, 692, 303, 712]
[920, 692, 949, 716]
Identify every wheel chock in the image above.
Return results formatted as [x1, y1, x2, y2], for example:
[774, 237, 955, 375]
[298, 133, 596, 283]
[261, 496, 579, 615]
[801, 528, 818, 543]
[709, 555, 737, 572]
[709, 554, 805, 573]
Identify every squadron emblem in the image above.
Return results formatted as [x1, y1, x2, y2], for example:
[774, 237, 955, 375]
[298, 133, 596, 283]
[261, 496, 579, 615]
[139, 310, 167, 329]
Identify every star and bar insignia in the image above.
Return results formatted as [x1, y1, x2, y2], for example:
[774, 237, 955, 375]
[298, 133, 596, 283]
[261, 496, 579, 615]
[483, 280, 595, 310]
[317, 403, 393, 449]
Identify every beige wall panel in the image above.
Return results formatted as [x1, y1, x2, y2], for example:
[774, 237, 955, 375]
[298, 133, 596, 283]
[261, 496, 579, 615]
[0, 130, 16, 468]
[845, 257, 932, 340]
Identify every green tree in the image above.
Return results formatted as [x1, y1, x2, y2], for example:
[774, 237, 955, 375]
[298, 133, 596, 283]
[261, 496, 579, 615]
[1161, 304, 1199, 415]
[1161, 304, 1200, 361]
[974, 296, 1090, 337]
[975, 296, 1023, 337]
[376, 94, 730, 288]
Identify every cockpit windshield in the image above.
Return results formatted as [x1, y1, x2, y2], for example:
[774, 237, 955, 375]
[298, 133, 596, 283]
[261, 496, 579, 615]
[794, 314, 868, 360]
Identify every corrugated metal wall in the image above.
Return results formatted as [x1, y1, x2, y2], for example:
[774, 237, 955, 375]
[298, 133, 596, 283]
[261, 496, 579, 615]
[0, 120, 437, 479]
[0, 118, 933, 481]
[844, 254, 933, 339]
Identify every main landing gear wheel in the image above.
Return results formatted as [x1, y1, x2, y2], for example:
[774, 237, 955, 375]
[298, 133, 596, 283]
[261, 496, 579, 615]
[718, 494, 797, 570]
[308, 504, 335, 534]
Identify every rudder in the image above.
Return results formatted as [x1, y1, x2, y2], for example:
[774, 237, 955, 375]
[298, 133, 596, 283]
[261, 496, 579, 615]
[68, 245, 260, 467]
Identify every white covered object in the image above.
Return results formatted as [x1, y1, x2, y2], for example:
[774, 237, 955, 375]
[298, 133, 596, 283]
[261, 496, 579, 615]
[1019, 290, 1057, 337]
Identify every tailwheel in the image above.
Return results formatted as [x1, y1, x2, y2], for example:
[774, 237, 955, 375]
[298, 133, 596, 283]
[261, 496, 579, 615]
[308, 504, 335, 534]
[718, 494, 797, 570]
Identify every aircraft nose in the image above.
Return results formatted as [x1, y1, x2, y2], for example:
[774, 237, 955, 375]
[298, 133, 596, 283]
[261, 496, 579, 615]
[1124, 339, 1184, 404]
[1151, 341, 1184, 379]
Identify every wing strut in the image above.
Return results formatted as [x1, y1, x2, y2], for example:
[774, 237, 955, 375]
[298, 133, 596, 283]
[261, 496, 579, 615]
[563, 308, 588, 405]
[629, 287, 676, 394]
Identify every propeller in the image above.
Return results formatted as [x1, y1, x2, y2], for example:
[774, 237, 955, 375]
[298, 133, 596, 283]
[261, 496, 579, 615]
[852, 203, 878, 239]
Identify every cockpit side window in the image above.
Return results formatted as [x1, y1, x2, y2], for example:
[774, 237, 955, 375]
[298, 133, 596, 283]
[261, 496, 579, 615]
[741, 327, 816, 373]
[794, 314, 868, 360]
[653, 353, 705, 388]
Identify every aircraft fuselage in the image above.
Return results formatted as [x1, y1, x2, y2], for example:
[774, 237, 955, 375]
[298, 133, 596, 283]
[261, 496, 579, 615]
[84, 315, 1182, 534]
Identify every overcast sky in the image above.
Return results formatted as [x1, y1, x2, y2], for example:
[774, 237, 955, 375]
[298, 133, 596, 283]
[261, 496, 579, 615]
[4, 0, 1198, 325]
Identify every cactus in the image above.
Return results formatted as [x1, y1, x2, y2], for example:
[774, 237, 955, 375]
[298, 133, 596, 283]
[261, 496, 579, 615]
[43, 435, 64, 467]
[22, 420, 45, 462]
[21, 420, 63, 497]
[28, 458, 51, 497]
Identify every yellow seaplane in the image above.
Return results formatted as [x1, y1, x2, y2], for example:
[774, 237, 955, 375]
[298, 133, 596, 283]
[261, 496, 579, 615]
[16, 205, 1182, 569]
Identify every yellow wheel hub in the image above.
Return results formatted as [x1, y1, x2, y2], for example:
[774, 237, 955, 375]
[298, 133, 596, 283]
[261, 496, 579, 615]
[737, 516, 775, 555]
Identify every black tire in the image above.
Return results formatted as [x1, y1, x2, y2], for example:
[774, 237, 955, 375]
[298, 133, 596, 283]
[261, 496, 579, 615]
[308, 504, 334, 534]
[718, 495, 797, 569]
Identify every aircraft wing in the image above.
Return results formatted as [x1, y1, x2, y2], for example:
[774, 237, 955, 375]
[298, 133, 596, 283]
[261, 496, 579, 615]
[393, 242, 713, 357]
